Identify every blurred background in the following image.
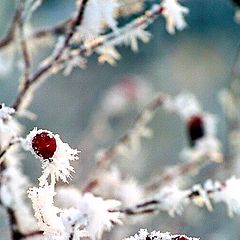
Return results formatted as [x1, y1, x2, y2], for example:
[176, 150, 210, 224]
[0, 0, 240, 239]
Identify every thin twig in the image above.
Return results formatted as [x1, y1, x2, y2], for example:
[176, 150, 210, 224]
[6, 207, 43, 240]
[6, 207, 23, 240]
[11, 4, 164, 113]
[0, 8, 21, 48]
[111, 181, 227, 216]
[18, 0, 31, 83]
[0, 18, 71, 50]
[96, 93, 167, 168]
[0, 0, 145, 50]
[223, 43, 240, 168]
[21, 230, 44, 239]
[0, 139, 19, 164]
[83, 92, 167, 193]
[11, 0, 90, 112]
[144, 152, 219, 193]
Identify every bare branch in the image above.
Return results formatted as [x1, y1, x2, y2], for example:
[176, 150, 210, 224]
[11, 0, 90, 112]
[83, 92, 167, 193]
[96, 93, 167, 168]
[18, 0, 31, 83]
[144, 152, 219, 193]
[0, 8, 21, 49]
[0, 138, 20, 164]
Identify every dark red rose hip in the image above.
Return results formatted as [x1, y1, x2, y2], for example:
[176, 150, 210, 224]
[32, 131, 57, 159]
[232, 0, 240, 7]
[172, 236, 190, 240]
[187, 115, 205, 147]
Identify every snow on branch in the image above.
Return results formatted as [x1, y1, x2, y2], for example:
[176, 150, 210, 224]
[114, 176, 240, 218]
[20, 128, 123, 239]
[123, 229, 199, 240]
[1, 1, 239, 240]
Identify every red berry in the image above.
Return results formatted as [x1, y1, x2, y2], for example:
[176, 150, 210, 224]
[172, 236, 189, 240]
[187, 115, 205, 147]
[32, 131, 57, 159]
[232, 0, 240, 8]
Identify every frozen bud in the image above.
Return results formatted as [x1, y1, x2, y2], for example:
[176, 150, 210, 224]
[22, 128, 79, 186]
[187, 115, 205, 146]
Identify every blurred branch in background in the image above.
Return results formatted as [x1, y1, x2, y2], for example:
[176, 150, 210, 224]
[0, 0, 239, 240]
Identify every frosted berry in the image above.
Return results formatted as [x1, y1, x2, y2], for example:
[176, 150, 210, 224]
[187, 115, 205, 147]
[32, 131, 57, 159]
[172, 237, 189, 240]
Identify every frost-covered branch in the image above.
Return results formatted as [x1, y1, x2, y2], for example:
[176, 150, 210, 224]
[96, 93, 167, 167]
[0, 0, 145, 51]
[144, 151, 220, 193]
[11, 0, 90, 113]
[21, 128, 123, 240]
[84, 92, 222, 193]
[0, 7, 21, 49]
[83, 93, 167, 193]
[113, 176, 240, 218]
[10, 0, 188, 116]
[18, 0, 32, 84]
[123, 229, 199, 240]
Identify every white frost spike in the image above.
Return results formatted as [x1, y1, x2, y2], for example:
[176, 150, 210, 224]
[78, 193, 122, 240]
[22, 128, 79, 186]
[122, 27, 151, 52]
[28, 185, 65, 234]
[155, 185, 190, 217]
[163, 92, 201, 120]
[77, 0, 119, 40]
[191, 184, 213, 211]
[0, 103, 16, 133]
[0, 103, 15, 120]
[207, 177, 240, 217]
[161, 0, 189, 34]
